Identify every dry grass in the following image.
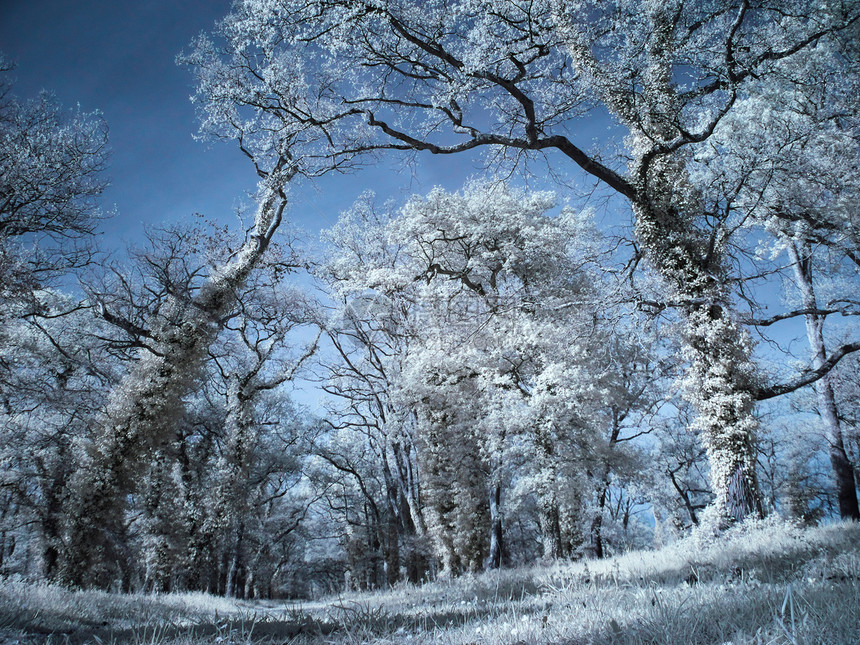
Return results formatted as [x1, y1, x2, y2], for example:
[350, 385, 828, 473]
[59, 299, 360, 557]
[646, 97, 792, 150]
[2, 518, 858, 644]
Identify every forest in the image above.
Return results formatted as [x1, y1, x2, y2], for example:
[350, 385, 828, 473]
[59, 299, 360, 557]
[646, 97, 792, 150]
[1, 0, 859, 609]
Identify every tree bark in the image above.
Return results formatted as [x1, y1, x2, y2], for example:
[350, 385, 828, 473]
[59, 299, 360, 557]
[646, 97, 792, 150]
[590, 483, 608, 559]
[226, 520, 245, 599]
[486, 483, 504, 569]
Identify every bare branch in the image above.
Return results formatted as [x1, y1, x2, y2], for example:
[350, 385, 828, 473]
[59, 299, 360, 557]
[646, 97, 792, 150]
[757, 341, 860, 401]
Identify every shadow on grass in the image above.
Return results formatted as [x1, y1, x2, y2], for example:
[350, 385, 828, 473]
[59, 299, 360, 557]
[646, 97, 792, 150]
[4, 600, 545, 644]
[2, 615, 340, 644]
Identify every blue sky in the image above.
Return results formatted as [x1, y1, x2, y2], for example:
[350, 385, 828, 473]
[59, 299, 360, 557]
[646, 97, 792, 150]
[0, 0, 500, 251]
[1, 1, 247, 243]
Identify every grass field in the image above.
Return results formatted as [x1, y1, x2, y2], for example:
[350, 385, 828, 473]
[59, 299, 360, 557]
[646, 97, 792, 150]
[2, 518, 858, 644]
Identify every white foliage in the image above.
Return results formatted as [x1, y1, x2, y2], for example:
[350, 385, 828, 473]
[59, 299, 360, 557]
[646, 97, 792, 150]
[320, 180, 642, 567]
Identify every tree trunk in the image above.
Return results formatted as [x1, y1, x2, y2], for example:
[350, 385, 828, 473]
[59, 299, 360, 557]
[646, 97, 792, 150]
[632, 176, 763, 525]
[36, 455, 68, 582]
[381, 449, 403, 585]
[625, 13, 764, 525]
[0, 529, 11, 574]
[226, 520, 245, 599]
[534, 425, 566, 559]
[590, 411, 625, 559]
[590, 483, 608, 559]
[540, 499, 564, 560]
[385, 510, 400, 587]
[683, 291, 763, 524]
[787, 240, 860, 520]
[391, 439, 429, 582]
[486, 483, 504, 569]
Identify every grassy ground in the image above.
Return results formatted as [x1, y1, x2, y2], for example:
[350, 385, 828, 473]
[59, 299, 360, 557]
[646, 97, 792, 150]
[2, 518, 858, 644]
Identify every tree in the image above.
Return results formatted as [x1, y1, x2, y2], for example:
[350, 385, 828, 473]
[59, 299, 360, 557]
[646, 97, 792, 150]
[318, 181, 644, 569]
[584, 333, 665, 558]
[202, 263, 318, 597]
[0, 60, 112, 495]
[692, 37, 860, 519]
[60, 207, 301, 588]
[51, 222, 318, 594]
[0, 57, 113, 578]
[651, 402, 713, 534]
[385, 182, 596, 565]
[0, 57, 108, 292]
[187, 0, 860, 524]
[316, 194, 432, 585]
[0, 289, 118, 580]
[785, 239, 859, 520]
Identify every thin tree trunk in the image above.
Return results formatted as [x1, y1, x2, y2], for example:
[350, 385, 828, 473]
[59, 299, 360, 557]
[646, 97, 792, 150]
[590, 483, 608, 559]
[787, 240, 860, 520]
[486, 483, 504, 569]
[590, 410, 626, 559]
[226, 520, 245, 599]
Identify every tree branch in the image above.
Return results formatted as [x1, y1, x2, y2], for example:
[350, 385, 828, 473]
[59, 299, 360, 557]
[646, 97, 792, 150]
[756, 341, 860, 401]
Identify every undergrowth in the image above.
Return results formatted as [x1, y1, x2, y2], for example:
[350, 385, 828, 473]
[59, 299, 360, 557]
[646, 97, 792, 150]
[1, 518, 858, 644]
